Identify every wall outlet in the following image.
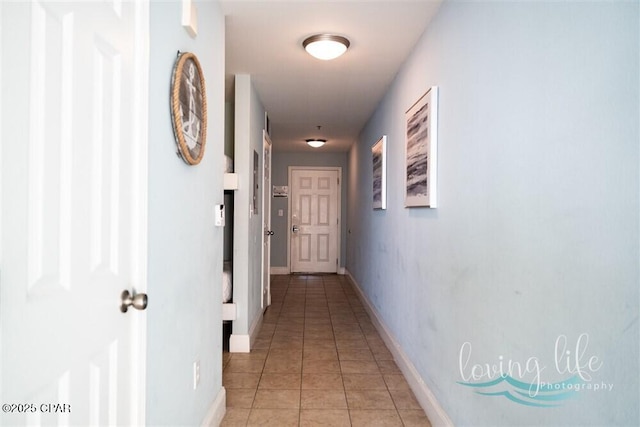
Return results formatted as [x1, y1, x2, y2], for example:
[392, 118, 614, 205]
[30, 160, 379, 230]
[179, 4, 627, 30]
[193, 360, 200, 390]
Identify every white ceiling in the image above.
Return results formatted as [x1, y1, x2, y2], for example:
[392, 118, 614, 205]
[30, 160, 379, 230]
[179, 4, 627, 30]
[220, 0, 442, 152]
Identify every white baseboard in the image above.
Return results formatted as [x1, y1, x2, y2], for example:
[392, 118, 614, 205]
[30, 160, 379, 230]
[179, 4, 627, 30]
[270, 266, 289, 275]
[201, 386, 226, 427]
[271, 267, 345, 275]
[345, 270, 453, 427]
[229, 302, 263, 353]
[230, 307, 263, 353]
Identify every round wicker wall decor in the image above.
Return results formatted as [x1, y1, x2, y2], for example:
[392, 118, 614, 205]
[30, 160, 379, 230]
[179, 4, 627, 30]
[170, 51, 207, 165]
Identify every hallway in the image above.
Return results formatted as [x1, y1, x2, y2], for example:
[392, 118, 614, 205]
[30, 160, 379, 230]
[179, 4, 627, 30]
[221, 274, 431, 426]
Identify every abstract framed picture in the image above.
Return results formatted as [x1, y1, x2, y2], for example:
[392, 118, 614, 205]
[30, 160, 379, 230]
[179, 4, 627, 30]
[372, 135, 387, 210]
[405, 86, 438, 207]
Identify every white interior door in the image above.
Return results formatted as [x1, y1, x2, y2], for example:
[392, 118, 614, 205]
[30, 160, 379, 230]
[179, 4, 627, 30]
[1, 1, 148, 425]
[262, 131, 272, 309]
[290, 168, 340, 273]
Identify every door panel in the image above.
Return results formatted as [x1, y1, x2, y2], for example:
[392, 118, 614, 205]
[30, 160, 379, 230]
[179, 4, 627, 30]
[299, 194, 310, 225]
[318, 234, 330, 261]
[290, 168, 340, 273]
[318, 195, 330, 225]
[1, 1, 148, 425]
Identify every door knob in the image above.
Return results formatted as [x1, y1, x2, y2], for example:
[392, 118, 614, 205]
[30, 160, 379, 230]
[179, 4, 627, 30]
[265, 230, 274, 236]
[120, 290, 148, 313]
[269, 231, 274, 236]
[292, 225, 299, 233]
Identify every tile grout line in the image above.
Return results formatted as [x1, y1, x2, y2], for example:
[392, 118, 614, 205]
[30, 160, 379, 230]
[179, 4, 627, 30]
[338, 276, 356, 427]
[298, 274, 304, 426]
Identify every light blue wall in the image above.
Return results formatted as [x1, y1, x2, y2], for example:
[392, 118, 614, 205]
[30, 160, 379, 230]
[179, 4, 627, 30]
[270, 151, 349, 269]
[146, 1, 225, 424]
[232, 75, 265, 338]
[348, 2, 639, 426]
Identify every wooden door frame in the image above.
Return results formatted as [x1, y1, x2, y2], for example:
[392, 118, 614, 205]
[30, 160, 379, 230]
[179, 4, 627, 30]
[287, 166, 342, 273]
[261, 130, 272, 308]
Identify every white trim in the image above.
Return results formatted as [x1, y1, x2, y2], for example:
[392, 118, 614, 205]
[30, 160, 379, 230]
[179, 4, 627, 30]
[229, 334, 250, 353]
[270, 266, 289, 275]
[261, 130, 272, 311]
[200, 386, 226, 427]
[223, 173, 239, 190]
[222, 303, 236, 321]
[346, 270, 453, 427]
[338, 267, 346, 275]
[131, 1, 149, 424]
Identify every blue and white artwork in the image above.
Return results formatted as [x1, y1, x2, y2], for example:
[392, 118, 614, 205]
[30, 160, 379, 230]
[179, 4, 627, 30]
[372, 135, 387, 210]
[405, 87, 438, 207]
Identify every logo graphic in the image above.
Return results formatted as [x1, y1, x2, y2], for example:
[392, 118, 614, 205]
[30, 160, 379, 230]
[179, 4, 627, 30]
[458, 375, 582, 407]
[457, 333, 612, 407]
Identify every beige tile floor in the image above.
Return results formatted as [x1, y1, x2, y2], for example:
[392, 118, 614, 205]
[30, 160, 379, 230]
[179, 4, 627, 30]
[221, 274, 431, 427]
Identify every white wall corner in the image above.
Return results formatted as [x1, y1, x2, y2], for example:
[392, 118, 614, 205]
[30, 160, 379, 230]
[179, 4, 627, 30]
[200, 386, 225, 427]
[345, 270, 454, 427]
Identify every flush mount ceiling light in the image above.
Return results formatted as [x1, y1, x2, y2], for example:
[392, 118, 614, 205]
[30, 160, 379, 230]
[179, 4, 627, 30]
[306, 138, 326, 148]
[302, 34, 350, 60]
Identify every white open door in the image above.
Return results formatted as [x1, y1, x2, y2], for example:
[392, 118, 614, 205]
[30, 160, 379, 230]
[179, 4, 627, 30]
[1, 1, 148, 425]
[289, 167, 340, 273]
[261, 130, 272, 309]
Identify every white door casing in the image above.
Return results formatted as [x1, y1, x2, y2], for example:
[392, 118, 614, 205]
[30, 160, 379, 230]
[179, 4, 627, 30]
[289, 167, 340, 273]
[261, 130, 272, 309]
[1, 1, 148, 425]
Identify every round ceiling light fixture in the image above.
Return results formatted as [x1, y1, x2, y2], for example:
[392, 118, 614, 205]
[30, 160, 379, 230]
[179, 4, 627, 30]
[302, 34, 350, 60]
[306, 138, 326, 148]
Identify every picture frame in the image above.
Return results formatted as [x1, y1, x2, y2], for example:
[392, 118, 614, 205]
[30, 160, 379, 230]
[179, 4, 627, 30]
[405, 86, 438, 208]
[372, 135, 387, 210]
[265, 111, 272, 137]
[170, 51, 207, 165]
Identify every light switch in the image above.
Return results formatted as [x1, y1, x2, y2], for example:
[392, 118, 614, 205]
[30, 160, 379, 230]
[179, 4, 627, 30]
[278, 209, 284, 217]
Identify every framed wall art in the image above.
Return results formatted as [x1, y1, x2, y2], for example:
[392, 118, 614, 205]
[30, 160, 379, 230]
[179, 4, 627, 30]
[171, 51, 207, 165]
[405, 86, 438, 208]
[372, 135, 387, 210]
